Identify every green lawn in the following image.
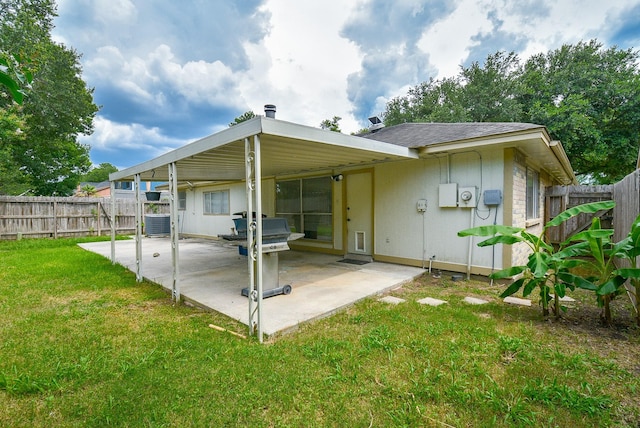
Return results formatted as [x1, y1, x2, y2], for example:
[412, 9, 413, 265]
[1, 238, 639, 427]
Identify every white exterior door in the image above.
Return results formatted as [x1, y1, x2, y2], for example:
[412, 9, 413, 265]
[346, 171, 372, 256]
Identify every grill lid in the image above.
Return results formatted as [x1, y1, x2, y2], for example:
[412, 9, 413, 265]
[226, 217, 291, 243]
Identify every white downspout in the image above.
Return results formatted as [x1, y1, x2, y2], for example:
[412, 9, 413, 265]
[466, 207, 475, 280]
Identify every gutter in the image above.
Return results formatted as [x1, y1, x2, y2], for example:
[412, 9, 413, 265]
[549, 140, 578, 185]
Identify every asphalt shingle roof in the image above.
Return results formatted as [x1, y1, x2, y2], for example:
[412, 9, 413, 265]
[359, 122, 543, 149]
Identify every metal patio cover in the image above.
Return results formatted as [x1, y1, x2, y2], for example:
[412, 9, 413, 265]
[109, 116, 419, 183]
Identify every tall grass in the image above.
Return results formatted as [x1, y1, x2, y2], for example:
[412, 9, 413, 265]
[1, 238, 638, 427]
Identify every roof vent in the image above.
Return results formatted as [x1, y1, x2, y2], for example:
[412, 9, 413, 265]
[264, 104, 276, 118]
[368, 116, 384, 133]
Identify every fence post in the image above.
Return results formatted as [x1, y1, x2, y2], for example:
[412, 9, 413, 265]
[53, 200, 58, 239]
[96, 201, 101, 236]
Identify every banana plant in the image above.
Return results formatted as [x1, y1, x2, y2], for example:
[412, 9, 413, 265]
[610, 213, 640, 326]
[458, 200, 615, 319]
[563, 217, 629, 325]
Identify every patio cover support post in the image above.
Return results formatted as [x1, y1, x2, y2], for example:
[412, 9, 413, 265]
[168, 162, 180, 302]
[244, 138, 255, 337]
[254, 134, 264, 342]
[110, 180, 116, 264]
[245, 135, 264, 343]
[134, 173, 143, 282]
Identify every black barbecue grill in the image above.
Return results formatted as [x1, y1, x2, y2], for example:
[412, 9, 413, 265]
[220, 216, 303, 298]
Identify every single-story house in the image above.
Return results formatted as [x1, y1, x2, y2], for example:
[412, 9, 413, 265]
[108, 106, 576, 340]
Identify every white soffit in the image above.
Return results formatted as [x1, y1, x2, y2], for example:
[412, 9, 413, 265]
[110, 117, 418, 182]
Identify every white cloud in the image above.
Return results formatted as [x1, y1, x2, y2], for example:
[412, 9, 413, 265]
[83, 117, 187, 155]
[51, 0, 640, 167]
[237, 0, 363, 132]
[416, 0, 494, 78]
[86, 44, 244, 110]
[92, 0, 137, 26]
[506, 0, 640, 59]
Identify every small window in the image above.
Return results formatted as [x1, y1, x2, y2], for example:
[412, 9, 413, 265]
[203, 190, 229, 215]
[526, 168, 539, 220]
[178, 190, 187, 210]
[115, 181, 132, 190]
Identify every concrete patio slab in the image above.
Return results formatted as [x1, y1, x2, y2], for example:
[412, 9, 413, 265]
[79, 237, 424, 336]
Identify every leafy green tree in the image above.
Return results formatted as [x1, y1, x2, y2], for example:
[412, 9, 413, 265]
[461, 51, 523, 122]
[384, 40, 640, 184]
[229, 110, 256, 127]
[0, 0, 98, 195]
[518, 40, 640, 183]
[82, 162, 118, 183]
[0, 51, 32, 104]
[320, 116, 342, 132]
[385, 77, 468, 124]
[0, 106, 28, 194]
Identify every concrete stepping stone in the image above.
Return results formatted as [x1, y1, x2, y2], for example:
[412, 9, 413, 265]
[464, 296, 489, 305]
[503, 296, 531, 306]
[379, 296, 406, 305]
[550, 294, 576, 302]
[417, 297, 448, 306]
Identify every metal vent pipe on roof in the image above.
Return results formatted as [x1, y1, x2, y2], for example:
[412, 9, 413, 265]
[264, 104, 276, 118]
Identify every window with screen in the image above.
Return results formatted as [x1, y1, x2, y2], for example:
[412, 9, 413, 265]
[276, 176, 332, 241]
[526, 168, 539, 220]
[178, 190, 186, 210]
[203, 190, 229, 215]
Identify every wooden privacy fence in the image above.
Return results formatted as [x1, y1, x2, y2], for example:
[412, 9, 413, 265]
[612, 169, 640, 243]
[0, 196, 169, 240]
[545, 169, 640, 244]
[545, 185, 614, 245]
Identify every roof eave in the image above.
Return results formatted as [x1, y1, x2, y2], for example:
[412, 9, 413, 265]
[110, 117, 263, 182]
[418, 129, 577, 185]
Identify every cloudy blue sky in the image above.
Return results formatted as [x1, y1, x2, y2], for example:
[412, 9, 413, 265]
[51, 0, 640, 170]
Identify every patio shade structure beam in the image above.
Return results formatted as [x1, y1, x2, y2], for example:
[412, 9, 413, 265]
[168, 162, 180, 302]
[134, 173, 143, 282]
[110, 180, 116, 264]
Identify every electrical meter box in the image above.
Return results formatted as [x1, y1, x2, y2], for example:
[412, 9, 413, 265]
[439, 183, 458, 207]
[484, 189, 502, 206]
[458, 186, 477, 208]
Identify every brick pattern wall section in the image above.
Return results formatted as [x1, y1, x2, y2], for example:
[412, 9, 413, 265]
[511, 161, 529, 266]
[510, 159, 551, 267]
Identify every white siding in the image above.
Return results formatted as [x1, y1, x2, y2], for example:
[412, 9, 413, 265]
[178, 149, 509, 272]
[373, 149, 506, 270]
